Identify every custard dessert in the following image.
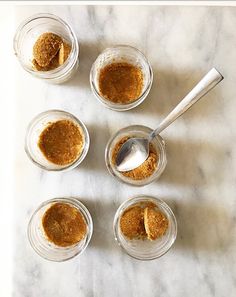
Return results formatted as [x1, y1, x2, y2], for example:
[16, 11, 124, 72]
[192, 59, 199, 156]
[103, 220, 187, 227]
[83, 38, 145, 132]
[38, 119, 84, 166]
[32, 32, 71, 71]
[120, 202, 168, 241]
[98, 62, 144, 104]
[42, 202, 87, 247]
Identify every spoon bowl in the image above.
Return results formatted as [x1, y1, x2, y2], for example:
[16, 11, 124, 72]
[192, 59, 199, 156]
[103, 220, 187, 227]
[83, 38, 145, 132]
[116, 138, 149, 172]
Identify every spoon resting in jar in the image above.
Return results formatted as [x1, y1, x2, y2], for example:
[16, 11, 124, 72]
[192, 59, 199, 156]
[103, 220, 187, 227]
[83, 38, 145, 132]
[116, 68, 224, 172]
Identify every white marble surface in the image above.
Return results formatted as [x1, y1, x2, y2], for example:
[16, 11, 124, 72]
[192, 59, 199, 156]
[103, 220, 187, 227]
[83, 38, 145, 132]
[13, 5, 236, 297]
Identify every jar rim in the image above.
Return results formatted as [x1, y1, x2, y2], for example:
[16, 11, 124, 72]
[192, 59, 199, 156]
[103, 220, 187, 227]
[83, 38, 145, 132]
[25, 110, 90, 172]
[28, 197, 93, 262]
[13, 13, 79, 80]
[90, 45, 153, 111]
[113, 195, 177, 260]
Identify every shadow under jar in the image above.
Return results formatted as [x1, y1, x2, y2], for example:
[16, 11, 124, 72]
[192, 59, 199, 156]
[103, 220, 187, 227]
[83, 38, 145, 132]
[28, 198, 93, 261]
[90, 45, 153, 111]
[25, 110, 90, 171]
[113, 196, 177, 260]
[14, 13, 79, 84]
[105, 125, 167, 186]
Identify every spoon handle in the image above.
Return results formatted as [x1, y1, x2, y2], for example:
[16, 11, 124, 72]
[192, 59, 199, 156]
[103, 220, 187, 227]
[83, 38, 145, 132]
[149, 68, 224, 140]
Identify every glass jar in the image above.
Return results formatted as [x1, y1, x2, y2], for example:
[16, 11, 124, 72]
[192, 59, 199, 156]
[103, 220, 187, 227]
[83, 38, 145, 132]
[25, 110, 90, 171]
[105, 125, 167, 186]
[13, 13, 79, 84]
[28, 197, 93, 261]
[90, 45, 153, 111]
[113, 195, 177, 260]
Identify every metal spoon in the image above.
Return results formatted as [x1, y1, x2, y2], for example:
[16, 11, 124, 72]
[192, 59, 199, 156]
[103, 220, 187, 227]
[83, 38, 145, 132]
[116, 68, 224, 172]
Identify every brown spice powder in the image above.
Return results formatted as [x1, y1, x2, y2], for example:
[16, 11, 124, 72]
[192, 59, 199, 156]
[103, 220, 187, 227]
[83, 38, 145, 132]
[32, 55, 59, 72]
[98, 62, 144, 104]
[33, 32, 63, 67]
[38, 120, 84, 166]
[112, 137, 158, 180]
[32, 40, 71, 71]
[120, 202, 169, 241]
[120, 205, 146, 240]
[42, 202, 87, 247]
[144, 206, 169, 240]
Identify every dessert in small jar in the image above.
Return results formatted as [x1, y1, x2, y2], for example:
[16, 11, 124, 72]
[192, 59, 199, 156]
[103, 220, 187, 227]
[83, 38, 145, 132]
[32, 32, 71, 71]
[28, 198, 93, 261]
[90, 45, 153, 111]
[25, 110, 89, 171]
[113, 196, 177, 260]
[14, 13, 79, 84]
[105, 125, 167, 186]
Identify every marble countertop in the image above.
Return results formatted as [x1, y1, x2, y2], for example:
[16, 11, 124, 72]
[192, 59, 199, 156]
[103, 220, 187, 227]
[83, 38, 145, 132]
[13, 5, 236, 297]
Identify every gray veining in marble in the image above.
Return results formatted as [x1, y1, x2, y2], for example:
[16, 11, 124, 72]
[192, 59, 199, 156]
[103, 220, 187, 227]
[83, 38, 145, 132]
[13, 5, 236, 297]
